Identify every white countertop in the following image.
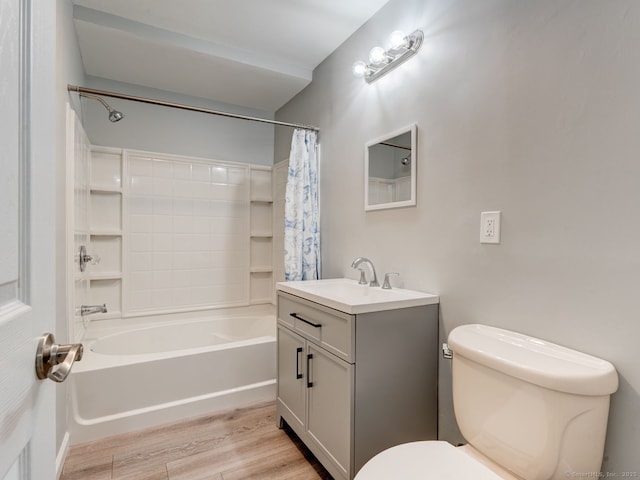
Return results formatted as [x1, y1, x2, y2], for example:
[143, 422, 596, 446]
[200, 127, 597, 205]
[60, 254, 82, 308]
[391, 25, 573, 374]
[276, 278, 439, 314]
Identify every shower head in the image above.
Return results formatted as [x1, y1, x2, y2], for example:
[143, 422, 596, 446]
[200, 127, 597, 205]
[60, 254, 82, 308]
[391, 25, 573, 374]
[79, 93, 125, 122]
[107, 107, 124, 123]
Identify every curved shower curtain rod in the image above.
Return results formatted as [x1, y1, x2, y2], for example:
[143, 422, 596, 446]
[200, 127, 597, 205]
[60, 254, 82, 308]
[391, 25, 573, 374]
[67, 85, 320, 132]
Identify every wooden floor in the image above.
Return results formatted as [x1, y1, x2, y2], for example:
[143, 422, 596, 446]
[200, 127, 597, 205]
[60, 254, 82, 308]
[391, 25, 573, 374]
[61, 401, 333, 480]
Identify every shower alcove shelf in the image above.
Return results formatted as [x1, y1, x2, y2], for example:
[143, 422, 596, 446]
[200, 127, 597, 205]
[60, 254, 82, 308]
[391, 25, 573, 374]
[86, 147, 277, 320]
[88, 147, 124, 319]
[249, 167, 275, 304]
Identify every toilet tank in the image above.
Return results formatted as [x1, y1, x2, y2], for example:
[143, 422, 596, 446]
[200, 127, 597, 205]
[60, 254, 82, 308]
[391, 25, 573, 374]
[448, 324, 618, 480]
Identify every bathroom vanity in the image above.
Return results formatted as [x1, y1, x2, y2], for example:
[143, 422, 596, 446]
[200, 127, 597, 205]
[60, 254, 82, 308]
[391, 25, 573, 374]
[275, 279, 439, 480]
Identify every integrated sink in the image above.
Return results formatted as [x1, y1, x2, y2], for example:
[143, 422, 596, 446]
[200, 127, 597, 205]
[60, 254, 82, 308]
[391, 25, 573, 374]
[276, 278, 439, 314]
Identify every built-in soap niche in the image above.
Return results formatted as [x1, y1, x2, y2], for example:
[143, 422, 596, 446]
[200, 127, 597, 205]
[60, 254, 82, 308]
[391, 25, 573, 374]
[90, 149, 122, 190]
[88, 147, 123, 319]
[249, 166, 274, 304]
[89, 193, 122, 233]
[89, 235, 122, 276]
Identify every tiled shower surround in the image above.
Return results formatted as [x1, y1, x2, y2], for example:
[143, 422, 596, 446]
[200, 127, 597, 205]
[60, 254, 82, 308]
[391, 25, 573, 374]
[85, 146, 274, 327]
[125, 155, 250, 314]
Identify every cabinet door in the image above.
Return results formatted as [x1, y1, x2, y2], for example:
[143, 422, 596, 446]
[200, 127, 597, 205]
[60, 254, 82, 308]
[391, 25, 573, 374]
[306, 344, 353, 479]
[277, 326, 306, 431]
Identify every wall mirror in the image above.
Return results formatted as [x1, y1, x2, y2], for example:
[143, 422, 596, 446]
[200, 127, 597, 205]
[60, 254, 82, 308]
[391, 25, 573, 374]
[365, 124, 417, 211]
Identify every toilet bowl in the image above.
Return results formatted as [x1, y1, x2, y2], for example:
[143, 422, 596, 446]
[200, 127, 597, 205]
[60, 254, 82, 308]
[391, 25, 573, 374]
[354, 441, 518, 479]
[355, 324, 618, 480]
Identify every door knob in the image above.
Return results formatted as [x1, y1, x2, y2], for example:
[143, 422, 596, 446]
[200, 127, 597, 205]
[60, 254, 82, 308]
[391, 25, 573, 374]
[35, 333, 83, 383]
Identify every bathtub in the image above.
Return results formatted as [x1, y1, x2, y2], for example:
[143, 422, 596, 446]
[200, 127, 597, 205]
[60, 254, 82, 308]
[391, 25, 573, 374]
[68, 306, 277, 444]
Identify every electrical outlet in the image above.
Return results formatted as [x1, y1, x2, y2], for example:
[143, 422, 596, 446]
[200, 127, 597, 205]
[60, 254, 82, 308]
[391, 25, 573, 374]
[480, 211, 501, 244]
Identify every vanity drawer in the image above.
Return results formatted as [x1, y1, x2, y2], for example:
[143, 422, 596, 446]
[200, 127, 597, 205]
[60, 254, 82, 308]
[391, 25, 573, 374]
[278, 292, 354, 362]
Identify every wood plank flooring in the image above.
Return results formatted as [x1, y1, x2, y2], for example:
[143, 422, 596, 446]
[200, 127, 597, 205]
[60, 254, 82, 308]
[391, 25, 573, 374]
[61, 401, 333, 480]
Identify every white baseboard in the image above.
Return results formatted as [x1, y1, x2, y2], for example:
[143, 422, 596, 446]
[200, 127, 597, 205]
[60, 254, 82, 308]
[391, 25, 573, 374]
[56, 431, 70, 479]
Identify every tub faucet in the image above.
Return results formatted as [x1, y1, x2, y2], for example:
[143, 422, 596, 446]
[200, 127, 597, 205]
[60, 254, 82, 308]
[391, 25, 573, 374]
[351, 257, 379, 287]
[80, 304, 107, 316]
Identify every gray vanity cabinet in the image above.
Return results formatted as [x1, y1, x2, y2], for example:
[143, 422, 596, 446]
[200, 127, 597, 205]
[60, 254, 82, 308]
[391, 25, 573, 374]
[276, 290, 438, 480]
[277, 326, 307, 431]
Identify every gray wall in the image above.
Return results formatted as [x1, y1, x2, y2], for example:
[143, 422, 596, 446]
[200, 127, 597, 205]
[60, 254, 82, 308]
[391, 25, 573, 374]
[276, 0, 640, 472]
[74, 77, 275, 166]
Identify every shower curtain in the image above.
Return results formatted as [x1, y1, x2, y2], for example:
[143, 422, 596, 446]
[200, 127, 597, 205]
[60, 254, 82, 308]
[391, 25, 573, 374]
[284, 129, 320, 281]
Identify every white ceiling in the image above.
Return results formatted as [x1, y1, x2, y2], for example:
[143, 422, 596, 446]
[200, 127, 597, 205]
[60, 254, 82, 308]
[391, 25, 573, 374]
[72, 0, 390, 112]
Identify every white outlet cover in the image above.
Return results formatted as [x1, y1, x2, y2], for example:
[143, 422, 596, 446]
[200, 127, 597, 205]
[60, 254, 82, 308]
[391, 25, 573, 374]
[480, 211, 501, 244]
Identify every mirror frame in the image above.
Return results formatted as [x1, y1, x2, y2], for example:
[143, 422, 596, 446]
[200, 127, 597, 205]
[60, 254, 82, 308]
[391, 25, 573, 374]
[364, 123, 417, 211]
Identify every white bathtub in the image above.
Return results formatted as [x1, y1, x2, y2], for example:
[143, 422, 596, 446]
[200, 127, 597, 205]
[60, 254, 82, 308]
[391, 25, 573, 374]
[68, 306, 277, 444]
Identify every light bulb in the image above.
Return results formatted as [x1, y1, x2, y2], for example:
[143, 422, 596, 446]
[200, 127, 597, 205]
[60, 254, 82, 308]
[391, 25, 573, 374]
[389, 30, 408, 49]
[352, 61, 367, 78]
[369, 46, 387, 65]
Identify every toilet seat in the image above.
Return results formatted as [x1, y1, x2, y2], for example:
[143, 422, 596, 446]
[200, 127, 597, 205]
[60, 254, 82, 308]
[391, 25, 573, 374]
[354, 441, 512, 480]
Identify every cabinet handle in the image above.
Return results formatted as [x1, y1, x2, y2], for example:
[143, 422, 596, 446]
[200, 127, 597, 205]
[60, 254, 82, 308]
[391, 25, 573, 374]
[296, 347, 303, 379]
[290, 313, 322, 328]
[306, 353, 313, 388]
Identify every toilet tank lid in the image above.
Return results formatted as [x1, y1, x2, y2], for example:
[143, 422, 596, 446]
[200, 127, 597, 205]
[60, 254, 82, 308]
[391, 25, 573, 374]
[448, 324, 618, 396]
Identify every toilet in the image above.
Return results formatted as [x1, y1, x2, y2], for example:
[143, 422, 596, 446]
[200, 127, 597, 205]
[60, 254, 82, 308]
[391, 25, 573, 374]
[355, 324, 618, 480]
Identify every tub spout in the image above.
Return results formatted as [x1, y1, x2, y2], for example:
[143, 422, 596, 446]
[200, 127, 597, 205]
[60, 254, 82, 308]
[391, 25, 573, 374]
[80, 304, 107, 316]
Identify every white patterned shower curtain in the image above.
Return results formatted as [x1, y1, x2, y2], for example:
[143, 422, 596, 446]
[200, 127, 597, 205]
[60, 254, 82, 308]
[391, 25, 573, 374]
[284, 129, 320, 281]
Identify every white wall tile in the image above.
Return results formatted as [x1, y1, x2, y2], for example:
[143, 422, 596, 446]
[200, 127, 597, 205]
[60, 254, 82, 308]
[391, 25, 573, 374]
[129, 233, 153, 252]
[152, 271, 173, 289]
[191, 287, 212, 305]
[129, 271, 153, 290]
[152, 177, 173, 196]
[129, 157, 153, 176]
[129, 252, 153, 271]
[152, 234, 173, 252]
[123, 153, 251, 314]
[130, 214, 153, 233]
[151, 288, 175, 308]
[210, 166, 227, 183]
[172, 216, 194, 234]
[130, 175, 153, 195]
[126, 289, 150, 311]
[191, 269, 213, 286]
[173, 198, 194, 216]
[152, 252, 173, 270]
[228, 168, 247, 184]
[152, 198, 173, 215]
[129, 196, 153, 215]
[193, 216, 211, 233]
[171, 271, 192, 289]
[192, 163, 210, 182]
[173, 162, 192, 180]
[174, 179, 194, 198]
[152, 160, 173, 178]
[152, 215, 173, 233]
[172, 288, 192, 306]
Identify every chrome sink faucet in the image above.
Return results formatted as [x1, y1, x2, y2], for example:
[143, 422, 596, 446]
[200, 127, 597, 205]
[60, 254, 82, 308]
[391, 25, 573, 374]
[351, 257, 379, 287]
[381, 272, 400, 289]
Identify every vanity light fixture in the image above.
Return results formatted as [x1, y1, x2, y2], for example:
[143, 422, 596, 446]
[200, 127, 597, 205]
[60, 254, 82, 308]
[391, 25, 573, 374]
[353, 29, 424, 83]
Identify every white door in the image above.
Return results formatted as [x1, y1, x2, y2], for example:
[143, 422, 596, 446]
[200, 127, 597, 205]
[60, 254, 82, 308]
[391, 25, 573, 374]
[1, 0, 57, 479]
